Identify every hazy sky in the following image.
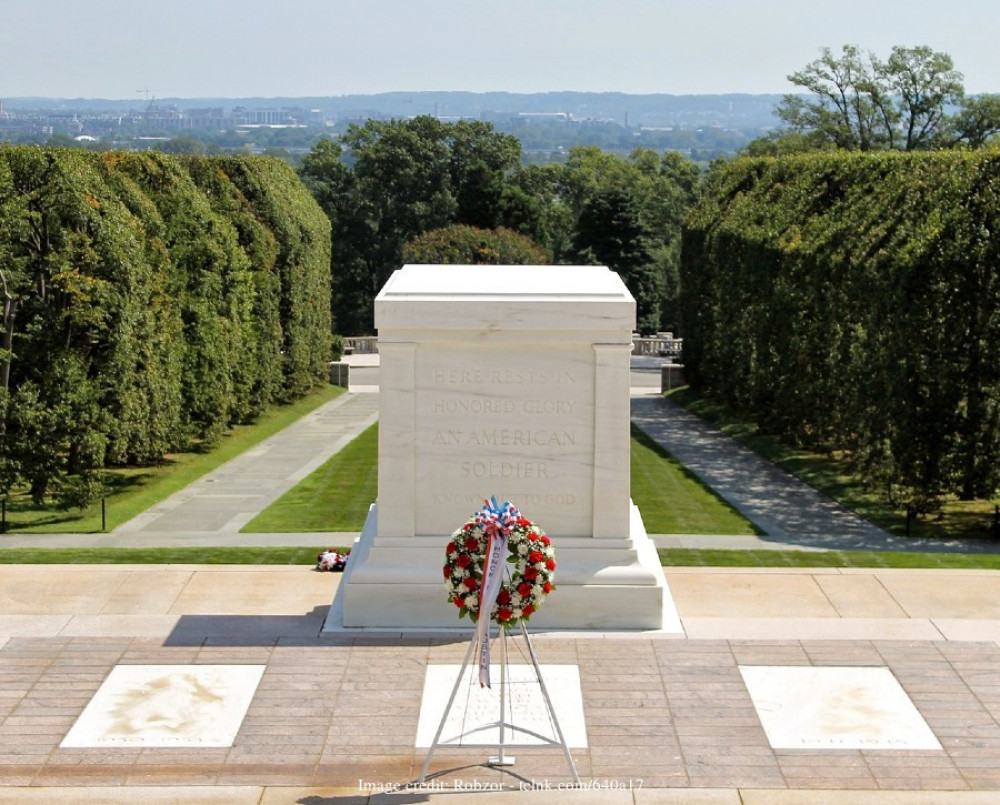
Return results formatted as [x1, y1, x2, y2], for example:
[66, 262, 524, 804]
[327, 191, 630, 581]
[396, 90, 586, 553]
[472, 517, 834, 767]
[3, 0, 998, 99]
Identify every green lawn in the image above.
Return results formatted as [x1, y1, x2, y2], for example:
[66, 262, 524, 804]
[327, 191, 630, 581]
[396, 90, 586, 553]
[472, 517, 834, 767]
[0, 547, 327, 565]
[1, 384, 344, 534]
[241, 423, 378, 532]
[242, 421, 759, 535]
[659, 547, 1000, 569]
[630, 423, 758, 535]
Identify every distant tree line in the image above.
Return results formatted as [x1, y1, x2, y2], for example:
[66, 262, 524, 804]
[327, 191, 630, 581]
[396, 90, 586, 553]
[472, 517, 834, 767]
[0, 147, 331, 507]
[298, 116, 700, 335]
[681, 149, 1000, 511]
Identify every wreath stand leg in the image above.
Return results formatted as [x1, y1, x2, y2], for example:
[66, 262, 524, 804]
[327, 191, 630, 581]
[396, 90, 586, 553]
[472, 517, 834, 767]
[417, 623, 580, 786]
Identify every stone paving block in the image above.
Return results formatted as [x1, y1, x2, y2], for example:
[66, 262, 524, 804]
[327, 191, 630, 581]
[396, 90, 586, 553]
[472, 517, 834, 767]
[684, 618, 945, 641]
[0, 787, 262, 804]
[635, 791, 742, 804]
[0, 616, 72, 637]
[877, 575, 1000, 619]
[741, 791, 1000, 804]
[815, 574, 909, 618]
[259, 789, 366, 805]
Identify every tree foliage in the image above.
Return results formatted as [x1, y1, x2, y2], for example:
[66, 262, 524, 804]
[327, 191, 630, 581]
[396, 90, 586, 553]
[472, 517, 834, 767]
[681, 150, 1000, 511]
[403, 224, 548, 265]
[775, 45, 975, 151]
[300, 121, 701, 335]
[558, 147, 700, 333]
[0, 146, 331, 507]
[300, 117, 524, 334]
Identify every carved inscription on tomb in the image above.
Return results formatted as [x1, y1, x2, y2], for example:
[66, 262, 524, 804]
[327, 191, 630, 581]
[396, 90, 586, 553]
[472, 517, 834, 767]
[414, 347, 594, 535]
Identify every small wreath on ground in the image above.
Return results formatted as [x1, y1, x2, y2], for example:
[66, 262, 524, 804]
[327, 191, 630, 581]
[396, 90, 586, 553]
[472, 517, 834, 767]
[316, 549, 349, 572]
[443, 500, 556, 628]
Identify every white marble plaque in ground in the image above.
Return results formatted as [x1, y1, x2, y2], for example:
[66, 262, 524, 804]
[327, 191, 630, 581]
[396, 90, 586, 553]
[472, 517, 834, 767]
[61, 664, 265, 748]
[416, 664, 587, 748]
[740, 665, 941, 750]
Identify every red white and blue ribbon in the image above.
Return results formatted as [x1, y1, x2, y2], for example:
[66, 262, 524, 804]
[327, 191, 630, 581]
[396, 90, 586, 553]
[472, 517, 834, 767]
[474, 496, 519, 688]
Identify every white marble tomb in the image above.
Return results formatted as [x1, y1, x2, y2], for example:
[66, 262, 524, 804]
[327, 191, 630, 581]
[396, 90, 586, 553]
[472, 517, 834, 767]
[327, 264, 678, 631]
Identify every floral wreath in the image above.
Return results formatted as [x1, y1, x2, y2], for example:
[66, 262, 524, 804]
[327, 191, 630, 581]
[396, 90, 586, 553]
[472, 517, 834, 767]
[443, 498, 556, 628]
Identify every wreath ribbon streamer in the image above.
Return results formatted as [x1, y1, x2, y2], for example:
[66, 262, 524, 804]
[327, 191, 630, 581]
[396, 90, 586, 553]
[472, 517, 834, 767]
[475, 497, 518, 687]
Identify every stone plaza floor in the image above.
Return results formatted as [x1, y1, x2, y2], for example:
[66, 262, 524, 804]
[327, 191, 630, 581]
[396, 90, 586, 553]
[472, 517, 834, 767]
[2, 565, 1000, 803]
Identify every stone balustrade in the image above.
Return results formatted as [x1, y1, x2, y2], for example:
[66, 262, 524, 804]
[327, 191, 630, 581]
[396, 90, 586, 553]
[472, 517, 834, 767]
[346, 333, 683, 358]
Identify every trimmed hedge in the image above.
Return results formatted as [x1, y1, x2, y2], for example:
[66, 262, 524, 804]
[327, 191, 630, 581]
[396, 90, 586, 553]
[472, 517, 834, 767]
[0, 146, 331, 505]
[681, 149, 1000, 509]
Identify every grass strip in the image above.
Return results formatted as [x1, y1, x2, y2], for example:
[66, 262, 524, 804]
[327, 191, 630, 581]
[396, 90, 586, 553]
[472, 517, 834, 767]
[0, 547, 342, 565]
[3, 384, 344, 534]
[659, 547, 1000, 569]
[1, 545, 998, 569]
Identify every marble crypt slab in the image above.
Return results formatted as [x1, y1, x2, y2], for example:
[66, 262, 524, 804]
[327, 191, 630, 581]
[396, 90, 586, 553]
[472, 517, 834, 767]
[416, 663, 587, 748]
[61, 664, 265, 748]
[739, 665, 942, 751]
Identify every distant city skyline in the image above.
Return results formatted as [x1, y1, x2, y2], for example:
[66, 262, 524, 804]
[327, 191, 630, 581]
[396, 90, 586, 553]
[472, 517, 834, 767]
[4, 1, 999, 100]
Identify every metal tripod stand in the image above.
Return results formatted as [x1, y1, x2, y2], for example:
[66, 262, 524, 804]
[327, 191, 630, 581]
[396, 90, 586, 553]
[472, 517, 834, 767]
[417, 620, 580, 785]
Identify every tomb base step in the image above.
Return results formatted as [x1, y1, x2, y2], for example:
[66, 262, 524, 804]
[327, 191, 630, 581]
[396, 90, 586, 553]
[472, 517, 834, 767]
[324, 502, 682, 633]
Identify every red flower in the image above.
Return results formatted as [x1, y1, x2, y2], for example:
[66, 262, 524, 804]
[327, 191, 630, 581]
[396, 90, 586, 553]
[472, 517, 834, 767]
[497, 607, 512, 621]
[543, 582, 553, 593]
[541, 536, 551, 546]
[546, 559, 556, 571]
[522, 604, 535, 616]
[465, 536, 479, 551]
[463, 576, 478, 591]
[527, 532, 538, 541]
[443, 566, 451, 578]
[456, 553, 471, 568]
[523, 566, 539, 580]
[517, 582, 532, 597]
[446, 541, 457, 554]
[528, 550, 544, 564]
[497, 590, 511, 605]
[454, 597, 465, 608]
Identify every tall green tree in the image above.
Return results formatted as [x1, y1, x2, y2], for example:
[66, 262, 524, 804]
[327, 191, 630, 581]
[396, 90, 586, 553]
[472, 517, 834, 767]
[0, 146, 331, 508]
[775, 44, 965, 151]
[573, 186, 660, 332]
[558, 146, 698, 333]
[300, 117, 524, 334]
[952, 95, 1000, 148]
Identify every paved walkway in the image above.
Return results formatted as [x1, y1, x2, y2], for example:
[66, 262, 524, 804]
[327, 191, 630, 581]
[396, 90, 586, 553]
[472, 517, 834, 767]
[631, 395, 1000, 555]
[112, 391, 379, 538]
